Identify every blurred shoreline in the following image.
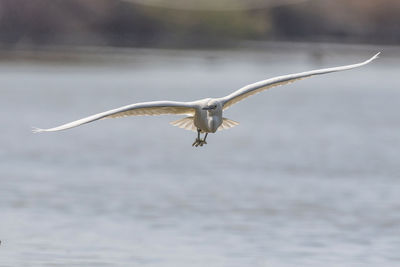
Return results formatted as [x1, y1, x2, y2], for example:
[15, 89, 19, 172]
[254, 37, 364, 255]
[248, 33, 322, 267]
[1, 0, 399, 51]
[0, 41, 397, 65]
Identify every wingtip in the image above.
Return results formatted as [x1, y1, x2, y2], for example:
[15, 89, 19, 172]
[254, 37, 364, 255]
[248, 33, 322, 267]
[362, 52, 380, 65]
[371, 52, 381, 60]
[32, 127, 45, 133]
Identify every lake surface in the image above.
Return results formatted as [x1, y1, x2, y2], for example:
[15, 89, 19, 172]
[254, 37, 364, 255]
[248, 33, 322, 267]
[1, 45, 400, 266]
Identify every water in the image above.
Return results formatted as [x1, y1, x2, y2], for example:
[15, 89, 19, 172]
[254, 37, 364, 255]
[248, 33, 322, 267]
[1, 46, 400, 266]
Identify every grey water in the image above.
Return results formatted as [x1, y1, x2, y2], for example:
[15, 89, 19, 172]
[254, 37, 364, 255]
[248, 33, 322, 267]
[1, 46, 400, 267]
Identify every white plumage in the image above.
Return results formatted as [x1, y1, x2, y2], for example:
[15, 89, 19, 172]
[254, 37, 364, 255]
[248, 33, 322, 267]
[33, 53, 380, 147]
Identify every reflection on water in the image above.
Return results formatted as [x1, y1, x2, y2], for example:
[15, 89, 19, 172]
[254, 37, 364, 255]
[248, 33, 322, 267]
[1, 46, 400, 267]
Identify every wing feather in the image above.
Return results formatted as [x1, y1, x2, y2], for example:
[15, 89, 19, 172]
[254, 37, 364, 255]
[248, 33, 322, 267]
[169, 116, 197, 132]
[219, 53, 380, 110]
[34, 101, 196, 132]
[218, 118, 239, 131]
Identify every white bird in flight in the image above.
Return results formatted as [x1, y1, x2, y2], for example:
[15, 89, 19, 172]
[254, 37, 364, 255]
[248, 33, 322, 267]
[33, 53, 379, 147]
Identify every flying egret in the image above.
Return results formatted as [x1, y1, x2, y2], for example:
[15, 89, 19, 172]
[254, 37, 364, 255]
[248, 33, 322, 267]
[33, 53, 379, 147]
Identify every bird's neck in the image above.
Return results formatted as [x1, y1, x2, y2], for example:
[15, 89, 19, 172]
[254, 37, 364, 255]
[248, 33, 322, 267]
[207, 111, 222, 133]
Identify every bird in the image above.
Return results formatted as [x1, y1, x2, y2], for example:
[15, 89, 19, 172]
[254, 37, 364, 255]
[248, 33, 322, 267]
[33, 52, 379, 147]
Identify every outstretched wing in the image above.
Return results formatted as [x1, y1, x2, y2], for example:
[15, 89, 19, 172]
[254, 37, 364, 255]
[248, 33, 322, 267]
[33, 101, 197, 132]
[219, 53, 380, 110]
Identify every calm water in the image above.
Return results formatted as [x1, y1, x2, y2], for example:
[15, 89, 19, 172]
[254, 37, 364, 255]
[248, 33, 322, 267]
[1, 46, 400, 267]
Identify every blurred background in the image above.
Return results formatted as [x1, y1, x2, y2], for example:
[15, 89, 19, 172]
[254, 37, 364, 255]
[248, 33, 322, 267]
[1, 1, 400, 267]
[1, 0, 400, 49]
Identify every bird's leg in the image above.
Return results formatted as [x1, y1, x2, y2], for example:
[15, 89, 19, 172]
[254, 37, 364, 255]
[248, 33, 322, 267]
[192, 129, 209, 147]
[202, 133, 208, 144]
[198, 133, 208, 147]
[192, 129, 202, 147]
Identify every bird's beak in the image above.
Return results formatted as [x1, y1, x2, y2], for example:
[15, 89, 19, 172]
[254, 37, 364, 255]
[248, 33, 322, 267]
[202, 107, 211, 110]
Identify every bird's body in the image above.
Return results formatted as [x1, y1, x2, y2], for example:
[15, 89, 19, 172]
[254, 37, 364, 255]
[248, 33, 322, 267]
[193, 99, 223, 133]
[33, 53, 380, 147]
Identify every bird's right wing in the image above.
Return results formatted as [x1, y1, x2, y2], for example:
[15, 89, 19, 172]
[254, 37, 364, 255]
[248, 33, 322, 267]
[219, 53, 380, 110]
[33, 101, 197, 132]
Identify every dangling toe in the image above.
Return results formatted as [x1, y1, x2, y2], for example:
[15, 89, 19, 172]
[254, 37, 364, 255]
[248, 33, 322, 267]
[192, 132, 209, 147]
[192, 138, 202, 147]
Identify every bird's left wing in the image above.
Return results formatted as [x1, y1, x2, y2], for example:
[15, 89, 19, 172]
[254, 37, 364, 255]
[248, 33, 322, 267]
[218, 53, 380, 110]
[33, 101, 197, 132]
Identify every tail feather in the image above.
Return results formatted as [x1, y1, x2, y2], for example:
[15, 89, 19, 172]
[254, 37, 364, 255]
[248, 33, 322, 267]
[170, 116, 239, 132]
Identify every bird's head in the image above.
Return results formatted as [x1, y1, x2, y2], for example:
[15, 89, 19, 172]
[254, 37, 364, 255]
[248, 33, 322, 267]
[202, 100, 221, 113]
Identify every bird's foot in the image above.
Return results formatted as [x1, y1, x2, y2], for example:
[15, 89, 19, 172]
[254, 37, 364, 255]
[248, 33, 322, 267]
[192, 138, 207, 147]
[199, 139, 207, 147]
[192, 138, 200, 147]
